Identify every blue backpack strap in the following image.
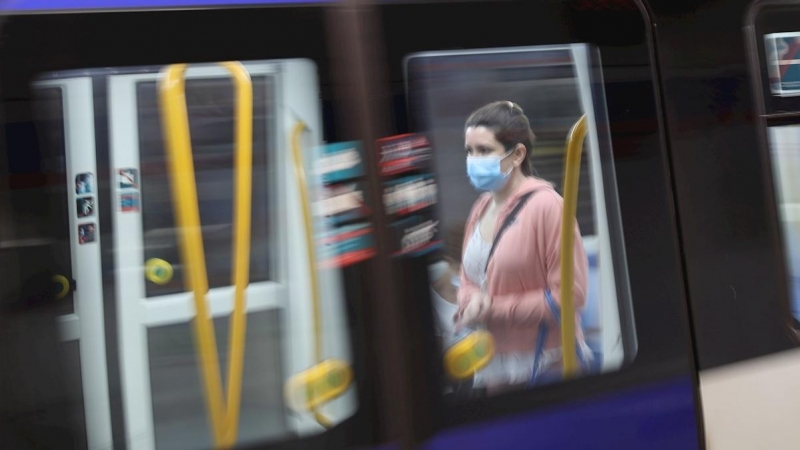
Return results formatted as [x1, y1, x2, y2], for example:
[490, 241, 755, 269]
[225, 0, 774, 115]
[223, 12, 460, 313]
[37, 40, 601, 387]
[544, 289, 561, 322]
[545, 290, 587, 367]
[529, 290, 588, 386]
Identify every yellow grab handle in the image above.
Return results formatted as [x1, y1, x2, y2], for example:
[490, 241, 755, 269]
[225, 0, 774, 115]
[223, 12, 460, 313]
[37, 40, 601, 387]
[443, 330, 495, 380]
[560, 114, 588, 379]
[284, 359, 354, 411]
[159, 61, 253, 447]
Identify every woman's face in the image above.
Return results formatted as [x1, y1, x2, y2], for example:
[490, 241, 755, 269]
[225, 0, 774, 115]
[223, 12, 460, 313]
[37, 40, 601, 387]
[464, 126, 523, 175]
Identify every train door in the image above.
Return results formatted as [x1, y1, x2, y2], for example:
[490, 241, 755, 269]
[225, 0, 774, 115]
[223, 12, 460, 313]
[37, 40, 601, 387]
[0, 6, 387, 450]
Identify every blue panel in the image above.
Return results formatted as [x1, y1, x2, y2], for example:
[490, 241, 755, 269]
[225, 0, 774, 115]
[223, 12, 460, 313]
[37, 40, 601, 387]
[0, 0, 333, 12]
[423, 377, 699, 450]
[784, 222, 800, 322]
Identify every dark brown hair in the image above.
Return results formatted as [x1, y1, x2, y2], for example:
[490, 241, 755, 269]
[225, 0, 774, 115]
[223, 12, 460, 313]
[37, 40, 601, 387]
[464, 100, 537, 176]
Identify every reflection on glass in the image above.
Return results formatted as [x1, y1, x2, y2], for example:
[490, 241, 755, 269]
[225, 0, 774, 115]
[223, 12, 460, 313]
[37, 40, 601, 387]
[137, 77, 272, 298]
[408, 44, 634, 397]
[32, 86, 75, 316]
[765, 32, 800, 97]
[31, 59, 357, 450]
[767, 125, 800, 326]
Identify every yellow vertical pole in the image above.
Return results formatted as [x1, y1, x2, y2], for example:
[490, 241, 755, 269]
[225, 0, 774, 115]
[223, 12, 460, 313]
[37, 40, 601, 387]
[560, 114, 588, 378]
[219, 61, 253, 446]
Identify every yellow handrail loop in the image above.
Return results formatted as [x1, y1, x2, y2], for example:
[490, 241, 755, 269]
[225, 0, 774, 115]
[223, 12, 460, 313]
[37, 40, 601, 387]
[286, 121, 353, 429]
[158, 61, 253, 448]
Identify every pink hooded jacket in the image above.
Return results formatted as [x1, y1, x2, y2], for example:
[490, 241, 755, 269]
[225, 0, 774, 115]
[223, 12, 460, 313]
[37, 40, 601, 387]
[457, 176, 589, 354]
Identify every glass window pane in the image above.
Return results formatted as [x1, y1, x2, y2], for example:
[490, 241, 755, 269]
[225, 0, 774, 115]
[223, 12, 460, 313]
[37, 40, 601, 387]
[406, 43, 635, 396]
[767, 124, 800, 324]
[32, 86, 75, 316]
[136, 77, 273, 298]
[147, 310, 288, 449]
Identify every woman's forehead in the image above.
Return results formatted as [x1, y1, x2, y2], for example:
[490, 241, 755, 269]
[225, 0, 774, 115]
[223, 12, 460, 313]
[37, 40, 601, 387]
[465, 126, 500, 147]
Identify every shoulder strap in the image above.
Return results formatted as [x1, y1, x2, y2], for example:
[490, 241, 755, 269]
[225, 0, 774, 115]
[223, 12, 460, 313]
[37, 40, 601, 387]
[485, 190, 537, 273]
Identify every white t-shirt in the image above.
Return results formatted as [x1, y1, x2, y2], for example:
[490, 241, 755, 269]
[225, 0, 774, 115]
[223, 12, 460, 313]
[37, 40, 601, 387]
[462, 223, 538, 387]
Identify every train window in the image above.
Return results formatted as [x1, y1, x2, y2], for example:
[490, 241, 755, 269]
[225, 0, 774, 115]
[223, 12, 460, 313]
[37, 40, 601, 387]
[29, 59, 359, 449]
[748, 2, 800, 333]
[755, 25, 800, 329]
[406, 43, 635, 396]
[135, 76, 274, 298]
[377, 2, 698, 444]
[766, 121, 800, 326]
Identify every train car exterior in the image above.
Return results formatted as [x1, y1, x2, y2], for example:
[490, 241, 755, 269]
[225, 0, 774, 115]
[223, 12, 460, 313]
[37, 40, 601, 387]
[2, 1, 800, 450]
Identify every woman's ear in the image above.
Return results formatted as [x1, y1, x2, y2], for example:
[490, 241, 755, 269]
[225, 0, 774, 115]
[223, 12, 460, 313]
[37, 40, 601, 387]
[513, 143, 526, 167]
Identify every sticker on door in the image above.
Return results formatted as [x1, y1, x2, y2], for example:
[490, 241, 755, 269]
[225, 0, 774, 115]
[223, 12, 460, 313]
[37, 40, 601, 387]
[78, 223, 97, 245]
[120, 193, 140, 212]
[75, 172, 94, 194]
[118, 168, 139, 189]
[77, 196, 94, 218]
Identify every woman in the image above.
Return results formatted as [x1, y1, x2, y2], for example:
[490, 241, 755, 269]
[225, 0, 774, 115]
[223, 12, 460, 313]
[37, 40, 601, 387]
[453, 100, 591, 393]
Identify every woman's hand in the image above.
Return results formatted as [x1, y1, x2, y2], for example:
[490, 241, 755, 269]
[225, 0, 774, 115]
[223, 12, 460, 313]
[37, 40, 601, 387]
[454, 291, 491, 332]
